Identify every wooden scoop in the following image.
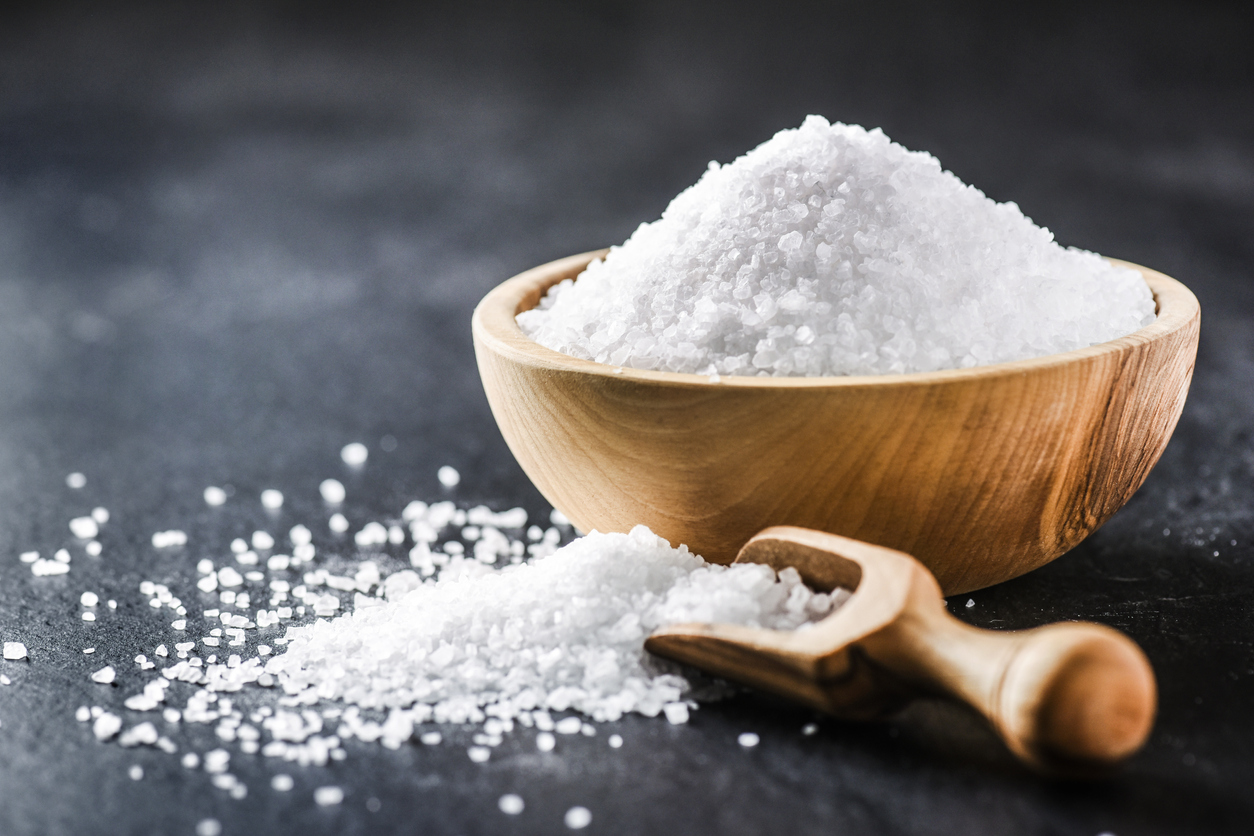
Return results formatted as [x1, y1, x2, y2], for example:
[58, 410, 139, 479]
[645, 526, 1157, 774]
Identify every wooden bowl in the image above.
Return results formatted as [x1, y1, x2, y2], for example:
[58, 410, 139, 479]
[472, 250, 1200, 594]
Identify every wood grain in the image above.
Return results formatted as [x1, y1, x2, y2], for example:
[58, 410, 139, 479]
[473, 250, 1200, 593]
[645, 526, 1157, 773]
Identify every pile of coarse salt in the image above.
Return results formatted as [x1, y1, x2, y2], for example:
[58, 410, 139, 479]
[267, 524, 842, 730]
[35, 457, 844, 811]
[518, 115, 1157, 376]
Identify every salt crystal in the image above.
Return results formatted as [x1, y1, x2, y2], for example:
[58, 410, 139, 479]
[314, 785, 344, 806]
[128, 764, 143, 780]
[555, 717, 582, 735]
[152, 530, 187, 549]
[663, 702, 690, 724]
[91, 507, 109, 524]
[76, 706, 91, 722]
[19, 551, 38, 563]
[536, 732, 556, 752]
[81, 592, 99, 607]
[564, 807, 592, 830]
[66, 472, 86, 489]
[498, 794, 525, 815]
[608, 734, 623, 748]
[91, 665, 115, 684]
[319, 479, 346, 503]
[341, 443, 368, 467]
[85, 541, 102, 556]
[966, 599, 975, 608]
[261, 489, 284, 510]
[272, 773, 294, 791]
[54, 549, 71, 563]
[70, 517, 98, 539]
[519, 116, 1155, 377]
[420, 731, 442, 745]
[93, 713, 122, 740]
[195, 819, 221, 836]
[467, 746, 490, 763]
[437, 466, 460, 488]
[802, 722, 819, 736]
[252, 531, 275, 550]
[3, 642, 27, 660]
[31, 559, 69, 576]
[329, 513, 349, 533]
[81, 612, 96, 622]
[204, 486, 227, 506]
[738, 732, 760, 748]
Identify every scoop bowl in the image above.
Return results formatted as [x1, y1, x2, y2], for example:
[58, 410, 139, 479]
[472, 250, 1199, 594]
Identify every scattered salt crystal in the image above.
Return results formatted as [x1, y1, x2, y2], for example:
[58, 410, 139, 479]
[128, 764, 143, 780]
[252, 531, 275, 550]
[81, 612, 96, 622]
[341, 443, 368, 467]
[93, 713, 122, 740]
[3, 642, 27, 660]
[55, 549, 71, 563]
[289, 524, 312, 545]
[564, 807, 592, 830]
[802, 722, 819, 736]
[85, 541, 102, 556]
[420, 731, 442, 745]
[91, 666, 115, 684]
[69, 518, 97, 538]
[0, 675, 9, 685]
[314, 785, 344, 806]
[467, 746, 490, 763]
[498, 794, 525, 815]
[319, 479, 346, 503]
[31, 559, 69, 576]
[172, 620, 187, 631]
[738, 732, 760, 748]
[182, 753, 200, 769]
[536, 732, 556, 752]
[19, 551, 38, 563]
[437, 466, 460, 488]
[91, 507, 109, 524]
[217, 567, 243, 588]
[518, 116, 1155, 377]
[108, 600, 116, 609]
[195, 819, 222, 836]
[608, 734, 623, 748]
[966, 599, 975, 608]
[66, 472, 86, 489]
[76, 706, 90, 722]
[204, 486, 227, 506]
[663, 703, 690, 724]
[81, 591, 99, 607]
[151, 530, 187, 548]
[550, 509, 569, 527]
[261, 490, 284, 510]
[272, 774, 294, 791]
[83, 647, 95, 654]
[203, 749, 230, 773]
[555, 717, 582, 735]
[329, 513, 349, 533]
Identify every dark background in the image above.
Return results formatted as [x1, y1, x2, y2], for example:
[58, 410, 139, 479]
[0, 2, 1252, 834]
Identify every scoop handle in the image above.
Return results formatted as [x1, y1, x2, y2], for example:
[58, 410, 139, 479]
[867, 589, 1157, 771]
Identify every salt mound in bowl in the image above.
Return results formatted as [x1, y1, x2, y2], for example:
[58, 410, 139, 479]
[473, 250, 1198, 594]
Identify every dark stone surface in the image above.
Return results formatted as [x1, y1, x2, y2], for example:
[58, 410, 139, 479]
[0, 2, 1251, 834]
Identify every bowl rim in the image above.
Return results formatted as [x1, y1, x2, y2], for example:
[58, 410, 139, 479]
[473, 249, 1200, 389]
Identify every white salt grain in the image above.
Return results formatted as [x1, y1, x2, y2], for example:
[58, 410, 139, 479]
[85, 541, 102, 556]
[802, 722, 819, 736]
[498, 794, 525, 815]
[329, 513, 349, 533]
[152, 531, 187, 548]
[69, 517, 98, 539]
[565, 807, 592, 830]
[252, 531, 275, 550]
[128, 764, 143, 780]
[467, 746, 491, 763]
[314, 785, 344, 806]
[738, 732, 760, 748]
[663, 703, 690, 724]
[319, 479, 346, 503]
[261, 490, 284, 510]
[437, 466, 460, 488]
[519, 116, 1155, 377]
[204, 486, 228, 506]
[966, 599, 975, 608]
[3, 642, 27, 660]
[91, 665, 115, 684]
[271, 774, 294, 791]
[91, 507, 109, 524]
[81, 612, 96, 622]
[536, 732, 556, 752]
[195, 819, 222, 836]
[19, 551, 38, 563]
[341, 443, 368, 467]
[66, 472, 86, 489]
[81, 592, 99, 607]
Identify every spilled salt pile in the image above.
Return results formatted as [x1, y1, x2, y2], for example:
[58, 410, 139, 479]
[518, 115, 1156, 376]
[267, 525, 843, 723]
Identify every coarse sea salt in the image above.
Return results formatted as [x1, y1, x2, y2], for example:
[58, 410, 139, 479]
[518, 116, 1156, 377]
[265, 525, 843, 724]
